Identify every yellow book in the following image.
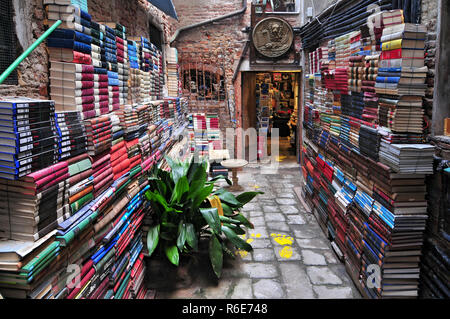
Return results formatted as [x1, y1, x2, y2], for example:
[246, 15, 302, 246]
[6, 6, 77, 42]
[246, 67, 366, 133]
[382, 39, 425, 51]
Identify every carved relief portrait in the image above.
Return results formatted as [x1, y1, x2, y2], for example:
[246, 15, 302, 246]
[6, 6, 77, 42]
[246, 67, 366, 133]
[252, 17, 294, 58]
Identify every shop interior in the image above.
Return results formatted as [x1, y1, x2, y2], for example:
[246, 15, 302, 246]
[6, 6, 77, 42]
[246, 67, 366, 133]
[241, 71, 301, 160]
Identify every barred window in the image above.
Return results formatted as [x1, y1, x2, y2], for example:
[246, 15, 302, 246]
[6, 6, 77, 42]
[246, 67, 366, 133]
[0, 0, 18, 85]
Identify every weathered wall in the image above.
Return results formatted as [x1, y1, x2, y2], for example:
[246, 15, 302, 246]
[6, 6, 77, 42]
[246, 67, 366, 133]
[0, 0, 48, 97]
[171, 0, 249, 132]
[0, 0, 176, 98]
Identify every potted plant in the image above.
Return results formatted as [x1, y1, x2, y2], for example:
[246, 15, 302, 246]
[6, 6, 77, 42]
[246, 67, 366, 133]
[145, 157, 263, 279]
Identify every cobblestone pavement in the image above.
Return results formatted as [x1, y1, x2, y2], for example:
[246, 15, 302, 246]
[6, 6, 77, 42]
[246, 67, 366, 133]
[157, 159, 361, 299]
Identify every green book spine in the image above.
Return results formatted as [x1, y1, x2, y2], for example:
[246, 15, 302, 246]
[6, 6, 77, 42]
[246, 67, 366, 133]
[94, 247, 115, 273]
[71, 193, 94, 213]
[21, 241, 60, 272]
[57, 211, 99, 246]
[114, 270, 131, 299]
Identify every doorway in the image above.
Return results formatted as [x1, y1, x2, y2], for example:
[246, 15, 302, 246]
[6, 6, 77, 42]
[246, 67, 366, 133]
[241, 71, 302, 162]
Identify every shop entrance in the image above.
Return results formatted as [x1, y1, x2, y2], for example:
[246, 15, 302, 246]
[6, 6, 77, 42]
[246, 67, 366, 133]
[241, 71, 302, 161]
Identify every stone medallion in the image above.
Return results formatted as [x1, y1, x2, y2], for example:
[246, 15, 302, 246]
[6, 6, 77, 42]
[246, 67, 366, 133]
[252, 17, 294, 58]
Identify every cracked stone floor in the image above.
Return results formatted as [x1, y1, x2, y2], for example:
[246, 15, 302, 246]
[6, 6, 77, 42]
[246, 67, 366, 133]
[156, 155, 361, 299]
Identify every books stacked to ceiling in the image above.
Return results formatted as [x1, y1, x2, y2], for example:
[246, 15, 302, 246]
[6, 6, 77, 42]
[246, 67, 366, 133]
[90, 21, 110, 116]
[376, 24, 427, 135]
[167, 48, 180, 97]
[359, 125, 381, 161]
[358, 158, 430, 298]
[0, 98, 58, 181]
[114, 24, 128, 106]
[67, 154, 93, 215]
[362, 54, 380, 123]
[55, 111, 87, 160]
[127, 40, 140, 104]
[101, 24, 120, 112]
[0, 162, 70, 242]
[47, 22, 95, 118]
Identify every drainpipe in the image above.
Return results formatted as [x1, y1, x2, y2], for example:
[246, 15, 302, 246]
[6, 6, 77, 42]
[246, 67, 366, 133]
[169, 0, 247, 45]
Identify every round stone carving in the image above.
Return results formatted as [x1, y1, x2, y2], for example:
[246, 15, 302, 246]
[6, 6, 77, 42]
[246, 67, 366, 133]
[252, 17, 294, 58]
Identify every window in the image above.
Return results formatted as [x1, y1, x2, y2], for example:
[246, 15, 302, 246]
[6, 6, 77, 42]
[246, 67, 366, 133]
[253, 0, 300, 14]
[149, 23, 163, 51]
[181, 67, 226, 101]
[0, 0, 18, 85]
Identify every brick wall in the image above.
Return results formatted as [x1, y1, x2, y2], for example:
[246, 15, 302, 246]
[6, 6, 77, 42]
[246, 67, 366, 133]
[171, 0, 249, 133]
[0, 0, 48, 97]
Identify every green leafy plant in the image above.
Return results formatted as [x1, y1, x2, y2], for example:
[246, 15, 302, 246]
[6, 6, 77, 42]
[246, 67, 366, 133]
[145, 157, 263, 278]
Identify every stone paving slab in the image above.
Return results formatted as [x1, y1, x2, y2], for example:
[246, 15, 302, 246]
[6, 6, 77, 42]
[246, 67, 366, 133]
[156, 162, 360, 299]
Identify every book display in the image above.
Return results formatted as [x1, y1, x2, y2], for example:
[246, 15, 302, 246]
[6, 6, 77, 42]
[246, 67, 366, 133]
[0, 1, 189, 299]
[301, 8, 438, 298]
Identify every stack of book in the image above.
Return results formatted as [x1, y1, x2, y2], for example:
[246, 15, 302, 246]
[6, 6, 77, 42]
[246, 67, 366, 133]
[334, 68, 348, 95]
[90, 21, 110, 116]
[379, 143, 435, 174]
[345, 203, 368, 287]
[110, 139, 129, 182]
[49, 60, 95, 117]
[359, 159, 430, 298]
[136, 37, 151, 102]
[109, 111, 124, 147]
[123, 106, 140, 141]
[376, 24, 427, 134]
[114, 24, 129, 106]
[362, 54, 379, 123]
[0, 162, 70, 242]
[55, 111, 87, 160]
[45, 4, 93, 116]
[348, 55, 364, 93]
[359, 124, 381, 161]
[84, 116, 111, 158]
[91, 152, 113, 199]
[157, 48, 164, 100]
[0, 98, 58, 181]
[101, 24, 120, 112]
[127, 40, 140, 104]
[0, 232, 62, 299]
[67, 154, 93, 215]
[167, 48, 179, 97]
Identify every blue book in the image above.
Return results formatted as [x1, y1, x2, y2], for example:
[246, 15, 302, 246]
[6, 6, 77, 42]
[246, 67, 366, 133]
[376, 77, 400, 83]
[50, 29, 92, 45]
[47, 39, 91, 54]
